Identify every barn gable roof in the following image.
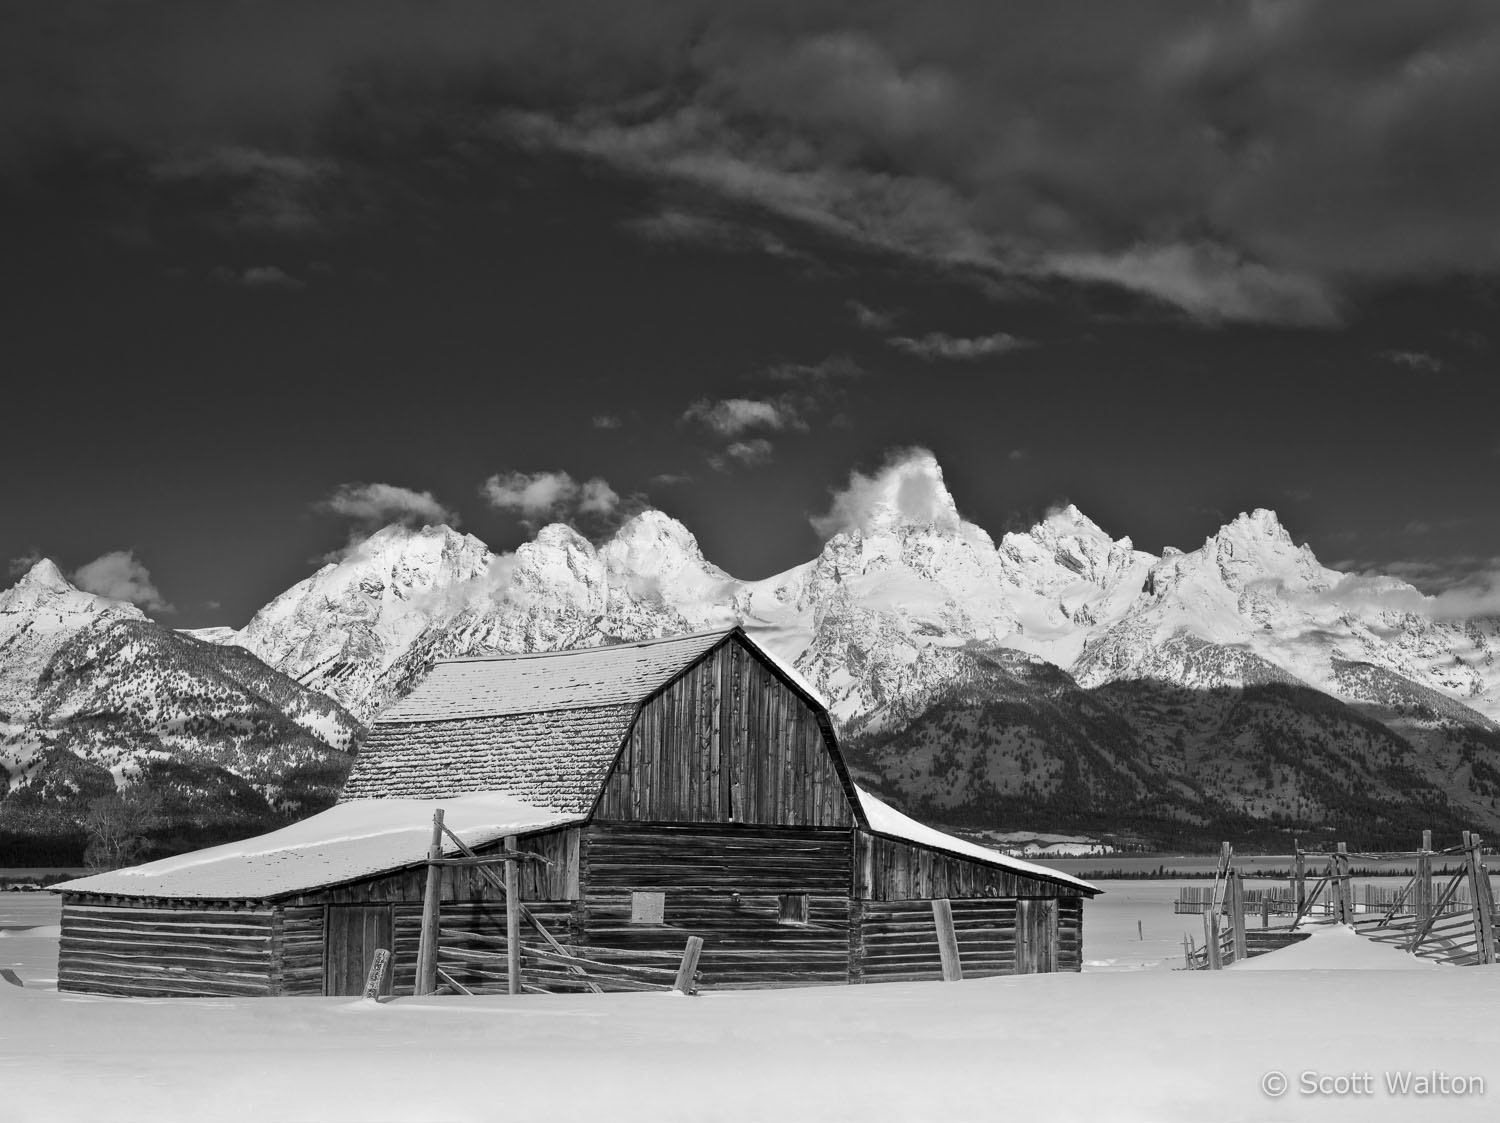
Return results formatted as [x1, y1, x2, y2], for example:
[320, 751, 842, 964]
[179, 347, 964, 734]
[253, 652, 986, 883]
[341, 630, 740, 810]
[377, 630, 734, 722]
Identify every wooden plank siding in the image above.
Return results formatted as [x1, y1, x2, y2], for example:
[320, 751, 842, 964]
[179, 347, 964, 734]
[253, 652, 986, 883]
[274, 827, 582, 908]
[858, 898, 1084, 981]
[594, 638, 855, 828]
[578, 821, 853, 988]
[855, 831, 1079, 900]
[58, 901, 276, 997]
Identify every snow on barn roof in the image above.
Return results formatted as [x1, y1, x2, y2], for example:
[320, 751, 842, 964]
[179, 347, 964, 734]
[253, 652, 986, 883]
[55, 793, 583, 901]
[855, 786, 1098, 894]
[376, 629, 737, 723]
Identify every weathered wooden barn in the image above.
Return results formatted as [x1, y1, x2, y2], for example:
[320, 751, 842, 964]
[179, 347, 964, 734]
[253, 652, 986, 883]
[56, 628, 1096, 997]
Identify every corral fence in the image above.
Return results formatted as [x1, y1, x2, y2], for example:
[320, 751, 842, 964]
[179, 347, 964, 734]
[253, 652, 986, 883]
[1182, 830, 1498, 969]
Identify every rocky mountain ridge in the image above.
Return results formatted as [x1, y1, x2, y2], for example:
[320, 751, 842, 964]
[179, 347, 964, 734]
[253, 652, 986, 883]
[0, 563, 363, 863]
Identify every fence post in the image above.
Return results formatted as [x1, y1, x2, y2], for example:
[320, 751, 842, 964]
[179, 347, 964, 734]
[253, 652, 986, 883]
[1229, 870, 1247, 963]
[415, 808, 445, 996]
[1344, 839, 1356, 917]
[1205, 910, 1222, 970]
[362, 948, 391, 1000]
[1465, 833, 1497, 965]
[504, 834, 522, 995]
[1411, 830, 1432, 952]
[674, 935, 705, 994]
[933, 898, 963, 981]
[1293, 840, 1305, 915]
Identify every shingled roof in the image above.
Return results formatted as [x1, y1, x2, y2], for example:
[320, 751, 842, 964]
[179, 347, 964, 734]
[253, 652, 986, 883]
[340, 630, 737, 810]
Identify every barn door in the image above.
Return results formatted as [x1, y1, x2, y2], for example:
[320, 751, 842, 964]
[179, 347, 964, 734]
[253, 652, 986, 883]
[325, 906, 394, 996]
[1015, 899, 1059, 974]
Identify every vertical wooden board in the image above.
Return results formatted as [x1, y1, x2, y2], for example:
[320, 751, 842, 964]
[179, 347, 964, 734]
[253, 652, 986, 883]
[711, 645, 726, 819]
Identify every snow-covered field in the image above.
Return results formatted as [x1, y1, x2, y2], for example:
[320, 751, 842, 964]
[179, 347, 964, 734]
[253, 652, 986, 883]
[4, 889, 1498, 1122]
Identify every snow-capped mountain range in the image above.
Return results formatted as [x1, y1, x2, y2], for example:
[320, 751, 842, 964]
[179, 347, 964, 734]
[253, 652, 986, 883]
[4, 451, 1497, 853]
[208, 453, 1497, 731]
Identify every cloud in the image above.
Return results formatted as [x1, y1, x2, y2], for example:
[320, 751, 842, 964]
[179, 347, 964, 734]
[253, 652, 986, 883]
[150, 146, 333, 233]
[1008, 449, 1027, 462]
[1381, 349, 1444, 373]
[319, 481, 458, 530]
[1047, 243, 1340, 326]
[7, 548, 43, 579]
[620, 207, 800, 258]
[650, 472, 693, 486]
[682, 396, 801, 436]
[591, 414, 622, 430]
[480, 469, 621, 528]
[763, 356, 864, 381]
[15, 3, 1500, 322]
[709, 438, 774, 471]
[847, 300, 894, 331]
[72, 550, 173, 613]
[212, 264, 306, 289]
[887, 331, 1028, 361]
[810, 446, 962, 539]
[1323, 565, 1500, 620]
[241, 265, 305, 289]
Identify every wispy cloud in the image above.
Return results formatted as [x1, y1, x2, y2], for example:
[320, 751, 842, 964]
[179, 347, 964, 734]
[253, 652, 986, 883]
[480, 469, 620, 529]
[1380, 350, 1444, 373]
[709, 438, 774, 472]
[314, 482, 460, 559]
[318, 482, 457, 530]
[887, 331, 1028, 361]
[7, 548, 43, 579]
[847, 300, 894, 331]
[682, 396, 802, 437]
[591, 414, 623, 430]
[150, 146, 332, 234]
[762, 356, 864, 382]
[72, 550, 173, 613]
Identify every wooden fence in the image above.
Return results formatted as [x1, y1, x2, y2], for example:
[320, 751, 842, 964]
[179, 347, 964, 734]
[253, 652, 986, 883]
[1183, 830, 1498, 969]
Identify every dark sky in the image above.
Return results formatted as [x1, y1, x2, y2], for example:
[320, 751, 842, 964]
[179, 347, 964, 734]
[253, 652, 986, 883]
[2, 1, 1498, 626]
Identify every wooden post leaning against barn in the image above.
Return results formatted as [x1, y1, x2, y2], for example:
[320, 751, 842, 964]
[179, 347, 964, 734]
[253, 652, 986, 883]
[362, 948, 392, 1000]
[504, 833, 522, 995]
[674, 935, 705, 994]
[415, 808, 446, 996]
[932, 898, 963, 981]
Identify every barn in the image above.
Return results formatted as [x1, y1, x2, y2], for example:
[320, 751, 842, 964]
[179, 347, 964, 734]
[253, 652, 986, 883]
[55, 627, 1097, 997]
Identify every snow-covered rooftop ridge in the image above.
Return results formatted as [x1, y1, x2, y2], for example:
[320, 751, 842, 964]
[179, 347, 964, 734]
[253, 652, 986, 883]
[854, 786, 1098, 894]
[55, 793, 583, 900]
[377, 628, 737, 723]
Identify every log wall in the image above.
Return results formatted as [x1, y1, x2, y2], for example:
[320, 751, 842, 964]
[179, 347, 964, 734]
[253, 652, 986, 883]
[577, 821, 854, 988]
[855, 831, 1079, 900]
[858, 896, 1084, 981]
[58, 899, 276, 997]
[594, 638, 855, 828]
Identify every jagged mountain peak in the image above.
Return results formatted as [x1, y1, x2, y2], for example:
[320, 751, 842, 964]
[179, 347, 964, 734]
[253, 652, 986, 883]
[15, 557, 72, 593]
[0, 557, 142, 623]
[604, 509, 730, 584]
[855, 450, 964, 536]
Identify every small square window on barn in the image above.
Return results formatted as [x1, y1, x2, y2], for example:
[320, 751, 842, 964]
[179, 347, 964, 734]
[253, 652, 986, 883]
[631, 891, 665, 925]
[778, 894, 809, 926]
